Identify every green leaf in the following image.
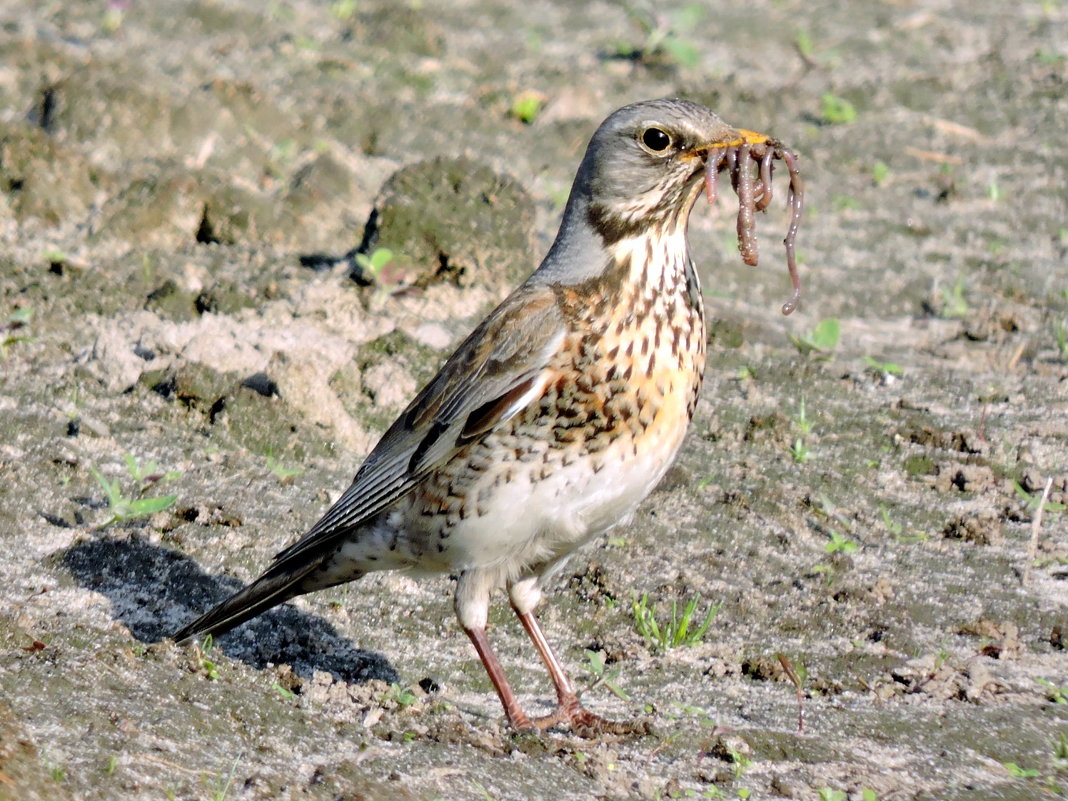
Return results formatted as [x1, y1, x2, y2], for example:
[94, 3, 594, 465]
[510, 92, 543, 124]
[789, 318, 840, 358]
[809, 318, 841, 350]
[820, 93, 856, 124]
[8, 306, 34, 325]
[863, 355, 903, 376]
[124, 495, 179, 517]
[272, 682, 296, 700]
[662, 36, 698, 67]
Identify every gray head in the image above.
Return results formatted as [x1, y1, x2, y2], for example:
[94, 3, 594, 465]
[535, 98, 741, 284]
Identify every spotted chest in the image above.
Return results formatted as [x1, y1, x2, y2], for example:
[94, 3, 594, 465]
[397, 233, 706, 573]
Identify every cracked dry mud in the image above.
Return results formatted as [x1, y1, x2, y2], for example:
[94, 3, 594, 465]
[1, 2, 1066, 800]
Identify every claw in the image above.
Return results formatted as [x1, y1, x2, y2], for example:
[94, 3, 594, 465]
[531, 697, 649, 738]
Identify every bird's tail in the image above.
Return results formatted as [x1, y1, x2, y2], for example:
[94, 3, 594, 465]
[172, 560, 323, 643]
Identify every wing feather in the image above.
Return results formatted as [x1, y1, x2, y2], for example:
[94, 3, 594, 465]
[271, 284, 565, 568]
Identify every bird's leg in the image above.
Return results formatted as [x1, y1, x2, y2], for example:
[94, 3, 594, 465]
[463, 625, 534, 732]
[511, 604, 647, 737]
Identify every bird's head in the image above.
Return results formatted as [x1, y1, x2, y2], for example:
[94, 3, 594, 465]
[535, 98, 776, 286]
[577, 98, 766, 245]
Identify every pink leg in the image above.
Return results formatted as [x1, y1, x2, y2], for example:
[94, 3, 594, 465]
[512, 605, 648, 737]
[463, 625, 534, 732]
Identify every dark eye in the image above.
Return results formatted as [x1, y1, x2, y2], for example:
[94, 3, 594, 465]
[641, 127, 672, 152]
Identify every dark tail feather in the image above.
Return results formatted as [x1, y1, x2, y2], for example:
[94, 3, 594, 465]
[172, 561, 322, 643]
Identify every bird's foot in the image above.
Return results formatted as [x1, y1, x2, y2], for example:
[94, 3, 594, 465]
[530, 698, 649, 738]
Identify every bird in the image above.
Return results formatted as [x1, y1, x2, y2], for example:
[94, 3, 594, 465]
[174, 98, 774, 737]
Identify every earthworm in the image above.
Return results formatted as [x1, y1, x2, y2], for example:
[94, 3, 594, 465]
[733, 144, 758, 267]
[756, 148, 775, 211]
[704, 148, 726, 204]
[704, 137, 805, 316]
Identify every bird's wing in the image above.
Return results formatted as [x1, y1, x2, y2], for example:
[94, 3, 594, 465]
[271, 283, 566, 568]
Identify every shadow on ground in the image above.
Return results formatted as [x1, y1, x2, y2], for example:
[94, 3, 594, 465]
[56, 536, 399, 685]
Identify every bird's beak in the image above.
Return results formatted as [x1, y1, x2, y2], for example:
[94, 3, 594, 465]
[696, 128, 770, 154]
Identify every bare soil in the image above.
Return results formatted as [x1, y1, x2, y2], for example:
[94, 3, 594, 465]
[0, 2, 1065, 800]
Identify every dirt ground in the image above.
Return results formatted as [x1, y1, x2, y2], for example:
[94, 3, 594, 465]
[1, 1, 1066, 799]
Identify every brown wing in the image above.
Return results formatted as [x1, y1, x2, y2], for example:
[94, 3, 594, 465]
[270, 283, 565, 569]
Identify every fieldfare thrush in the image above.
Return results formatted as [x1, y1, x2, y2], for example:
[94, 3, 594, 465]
[174, 98, 803, 737]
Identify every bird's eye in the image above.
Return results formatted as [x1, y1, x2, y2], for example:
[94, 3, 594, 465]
[640, 127, 672, 153]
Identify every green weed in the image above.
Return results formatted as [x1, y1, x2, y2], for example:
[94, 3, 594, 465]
[879, 505, 904, 536]
[1054, 321, 1068, 361]
[863, 355, 903, 376]
[788, 437, 811, 464]
[122, 453, 181, 486]
[330, 0, 358, 21]
[1, 306, 34, 355]
[871, 160, 890, 186]
[632, 592, 720, 654]
[207, 754, 241, 801]
[614, 4, 702, 68]
[789, 397, 814, 463]
[825, 531, 857, 554]
[354, 247, 395, 281]
[197, 635, 221, 680]
[819, 93, 856, 125]
[509, 91, 544, 124]
[1004, 762, 1038, 779]
[386, 683, 418, 708]
[271, 682, 296, 700]
[1014, 481, 1064, 514]
[788, 318, 840, 357]
[91, 457, 179, 528]
[939, 275, 970, 318]
[265, 452, 303, 481]
[580, 649, 629, 700]
[1037, 678, 1067, 704]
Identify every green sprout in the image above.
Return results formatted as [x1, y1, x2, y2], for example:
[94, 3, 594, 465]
[330, 0, 358, 21]
[1003, 762, 1039, 779]
[788, 318, 840, 357]
[939, 275, 970, 318]
[614, 4, 703, 68]
[509, 91, 544, 124]
[271, 683, 296, 700]
[1053, 321, 1068, 361]
[819, 93, 856, 125]
[788, 397, 815, 463]
[825, 531, 858, 554]
[1, 306, 34, 355]
[580, 649, 629, 700]
[123, 454, 182, 486]
[1037, 678, 1068, 704]
[1014, 481, 1064, 514]
[354, 247, 395, 281]
[197, 635, 221, 681]
[386, 683, 418, 708]
[871, 160, 890, 186]
[632, 592, 720, 654]
[863, 355, 903, 377]
[265, 452, 303, 481]
[91, 458, 179, 528]
[879, 505, 904, 536]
